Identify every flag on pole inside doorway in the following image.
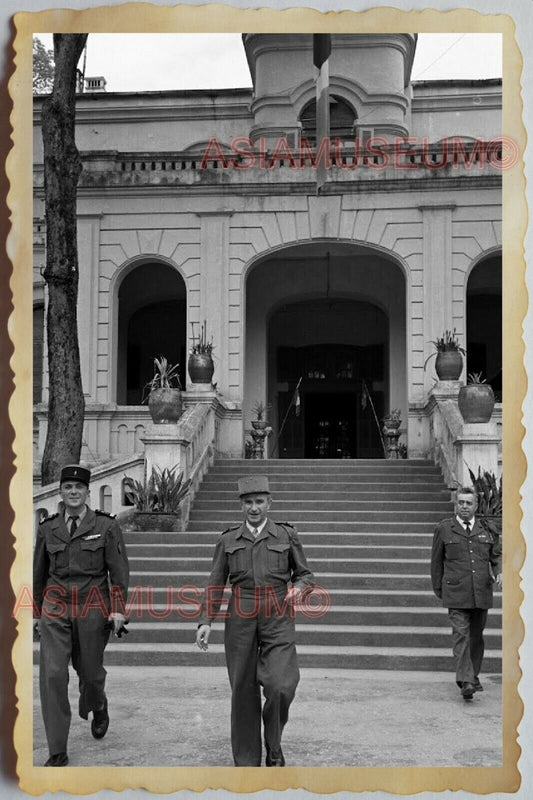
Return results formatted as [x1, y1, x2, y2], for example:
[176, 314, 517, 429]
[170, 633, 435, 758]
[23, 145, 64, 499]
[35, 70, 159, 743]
[294, 382, 301, 416]
[313, 33, 331, 195]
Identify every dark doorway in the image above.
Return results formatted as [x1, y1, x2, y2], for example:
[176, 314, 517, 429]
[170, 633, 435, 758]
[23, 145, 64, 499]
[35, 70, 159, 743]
[275, 343, 385, 459]
[305, 392, 357, 458]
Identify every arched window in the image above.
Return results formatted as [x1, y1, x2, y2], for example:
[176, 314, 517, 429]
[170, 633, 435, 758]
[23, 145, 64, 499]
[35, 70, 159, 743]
[99, 485, 113, 513]
[299, 95, 356, 145]
[116, 262, 187, 405]
[466, 255, 502, 401]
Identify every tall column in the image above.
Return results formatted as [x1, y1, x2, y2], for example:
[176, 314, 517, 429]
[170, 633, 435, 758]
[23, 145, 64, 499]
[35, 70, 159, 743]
[195, 212, 233, 396]
[418, 204, 458, 395]
[76, 213, 102, 402]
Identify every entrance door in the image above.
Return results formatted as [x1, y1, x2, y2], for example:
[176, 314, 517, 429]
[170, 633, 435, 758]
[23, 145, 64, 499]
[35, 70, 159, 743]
[305, 392, 357, 458]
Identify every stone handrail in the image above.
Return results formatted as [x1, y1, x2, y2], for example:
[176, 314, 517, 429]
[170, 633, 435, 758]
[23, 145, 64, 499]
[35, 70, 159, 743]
[142, 394, 222, 528]
[423, 382, 500, 488]
[426, 384, 464, 487]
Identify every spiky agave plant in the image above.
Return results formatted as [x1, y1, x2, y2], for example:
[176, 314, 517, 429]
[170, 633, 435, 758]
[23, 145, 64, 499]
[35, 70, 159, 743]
[467, 466, 502, 516]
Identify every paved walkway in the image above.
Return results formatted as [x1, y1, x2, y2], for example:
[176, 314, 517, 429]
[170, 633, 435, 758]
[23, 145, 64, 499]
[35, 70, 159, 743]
[33, 665, 502, 768]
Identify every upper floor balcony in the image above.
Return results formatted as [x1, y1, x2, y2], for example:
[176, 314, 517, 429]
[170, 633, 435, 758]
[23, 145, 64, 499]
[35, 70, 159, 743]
[33, 137, 505, 196]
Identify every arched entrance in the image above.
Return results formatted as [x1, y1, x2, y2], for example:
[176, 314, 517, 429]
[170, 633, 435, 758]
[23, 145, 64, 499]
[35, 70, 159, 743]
[270, 298, 388, 458]
[466, 254, 502, 401]
[116, 262, 187, 405]
[244, 241, 407, 458]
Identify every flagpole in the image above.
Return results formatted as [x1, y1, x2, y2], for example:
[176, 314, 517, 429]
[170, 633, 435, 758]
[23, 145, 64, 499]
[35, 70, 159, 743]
[313, 33, 331, 195]
[362, 378, 387, 457]
[271, 377, 303, 458]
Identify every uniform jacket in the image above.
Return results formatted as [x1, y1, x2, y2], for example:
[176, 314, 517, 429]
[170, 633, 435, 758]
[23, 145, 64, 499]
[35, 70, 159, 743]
[33, 506, 130, 615]
[430, 516, 502, 609]
[199, 518, 314, 624]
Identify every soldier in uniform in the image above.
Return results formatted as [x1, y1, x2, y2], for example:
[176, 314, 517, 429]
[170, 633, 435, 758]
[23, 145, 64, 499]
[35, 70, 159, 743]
[33, 464, 130, 766]
[196, 475, 314, 767]
[430, 485, 502, 700]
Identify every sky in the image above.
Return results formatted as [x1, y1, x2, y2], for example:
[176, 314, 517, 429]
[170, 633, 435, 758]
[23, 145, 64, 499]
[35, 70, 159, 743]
[35, 32, 502, 92]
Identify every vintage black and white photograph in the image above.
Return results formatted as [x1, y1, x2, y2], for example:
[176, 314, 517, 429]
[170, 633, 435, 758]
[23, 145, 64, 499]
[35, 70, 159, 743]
[8, 8, 524, 793]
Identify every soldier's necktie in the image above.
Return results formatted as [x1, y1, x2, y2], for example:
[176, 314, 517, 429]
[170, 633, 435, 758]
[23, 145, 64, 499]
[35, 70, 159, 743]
[69, 515, 79, 536]
[464, 521, 471, 533]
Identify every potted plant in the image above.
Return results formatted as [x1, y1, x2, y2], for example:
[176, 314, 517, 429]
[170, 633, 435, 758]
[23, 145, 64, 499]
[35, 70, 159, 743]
[144, 356, 183, 423]
[251, 400, 270, 431]
[424, 329, 466, 381]
[188, 320, 214, 384]
[122, 464, 191, 532]
[468, 466, 502, 535]
[382, 408, 402, 430]
[458, 372, 495, 423]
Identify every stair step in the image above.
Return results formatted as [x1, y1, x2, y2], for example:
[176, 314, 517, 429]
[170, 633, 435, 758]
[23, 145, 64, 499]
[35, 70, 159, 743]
[100, 622, 502, 648]
[192, 500, 453, 512]
[189, 511, 448, 522]
[215, 459, 436, 466]
[201, 481, 447, 491]
[197, 490, 452, 500]
[33, 642, 501, 670]
[128, 556, 433, 574]
[126, 543, 433, 558]
[124, 531, 435, 546]
[187, 522, 439, 532]
[121, 604, 501, 628]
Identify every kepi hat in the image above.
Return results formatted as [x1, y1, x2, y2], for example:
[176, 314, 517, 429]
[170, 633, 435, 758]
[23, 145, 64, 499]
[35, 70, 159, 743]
[60, 464, 91, 487]
[238, 475, 270, 497]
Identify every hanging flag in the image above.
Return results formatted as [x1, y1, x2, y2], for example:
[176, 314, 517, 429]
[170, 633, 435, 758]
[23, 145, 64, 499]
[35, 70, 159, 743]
[361, 381, 368, 410]
[295, 384, 301, 417]
[313, 33, 331, 195]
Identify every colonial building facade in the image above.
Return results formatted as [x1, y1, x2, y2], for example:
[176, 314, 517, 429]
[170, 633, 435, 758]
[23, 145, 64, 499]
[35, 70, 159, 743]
[33, 34, 502, 480]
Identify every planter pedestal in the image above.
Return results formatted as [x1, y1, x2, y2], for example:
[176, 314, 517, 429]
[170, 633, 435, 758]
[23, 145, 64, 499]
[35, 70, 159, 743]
[141, 422, 186, 476]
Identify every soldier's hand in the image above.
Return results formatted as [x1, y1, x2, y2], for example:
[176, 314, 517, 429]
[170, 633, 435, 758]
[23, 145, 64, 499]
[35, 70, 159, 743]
[109, 613, 127, 637]
[285, 585, 303, 604]
[496, 573, 503, 589]
[196, 624, 211, 651]
[33, 620, 41, 638]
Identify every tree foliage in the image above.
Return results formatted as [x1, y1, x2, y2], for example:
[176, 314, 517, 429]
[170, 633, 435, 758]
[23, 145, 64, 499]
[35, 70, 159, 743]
[41, 34, 88, 484]
[33, 38, 55, 94]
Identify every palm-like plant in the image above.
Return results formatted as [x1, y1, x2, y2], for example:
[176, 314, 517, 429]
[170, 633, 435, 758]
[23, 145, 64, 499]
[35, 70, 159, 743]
[467, 466, 502, 516]
[143, 356, 182, 399]
[124, 465, 191, 513]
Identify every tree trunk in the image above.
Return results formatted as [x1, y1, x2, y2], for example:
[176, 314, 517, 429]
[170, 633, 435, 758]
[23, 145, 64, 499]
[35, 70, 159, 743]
[41, 34, 88, 485]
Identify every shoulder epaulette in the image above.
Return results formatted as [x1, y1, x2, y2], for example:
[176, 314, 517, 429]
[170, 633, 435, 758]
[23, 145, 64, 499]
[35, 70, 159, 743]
[96, 509, 116, 519]
[276, 521, 296, 530]
[40, 512, 59, 523]
[221, 525, 240, 535]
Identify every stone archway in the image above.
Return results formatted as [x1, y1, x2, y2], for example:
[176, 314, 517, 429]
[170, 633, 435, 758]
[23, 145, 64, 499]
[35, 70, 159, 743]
[116, 261, 187, 405]
[466, 254, 502, 400]
[243, 241, 407, 458]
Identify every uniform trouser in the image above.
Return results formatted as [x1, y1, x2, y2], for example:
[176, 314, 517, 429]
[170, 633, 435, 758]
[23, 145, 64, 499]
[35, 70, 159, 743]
[224, 590, 300, 766]
[448, 607, 488, 685]
[39, 600, 110, 755]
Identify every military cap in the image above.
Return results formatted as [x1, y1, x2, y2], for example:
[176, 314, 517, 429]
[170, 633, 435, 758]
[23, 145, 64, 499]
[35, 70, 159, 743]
[60, 464, 91, 487]
[238, 475, 270, 496]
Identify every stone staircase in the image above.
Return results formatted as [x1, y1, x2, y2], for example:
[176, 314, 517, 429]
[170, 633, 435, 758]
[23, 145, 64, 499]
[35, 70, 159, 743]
[36, 459, 503, 671]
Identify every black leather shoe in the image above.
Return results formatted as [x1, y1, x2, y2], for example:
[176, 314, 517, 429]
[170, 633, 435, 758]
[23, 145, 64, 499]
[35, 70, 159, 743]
[474, 678, 483, 691]
[91, 699, 109, 739]
[44, 752, 68, 767]
[266, 747, 285, 767]
[461, 681, 475, 700]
